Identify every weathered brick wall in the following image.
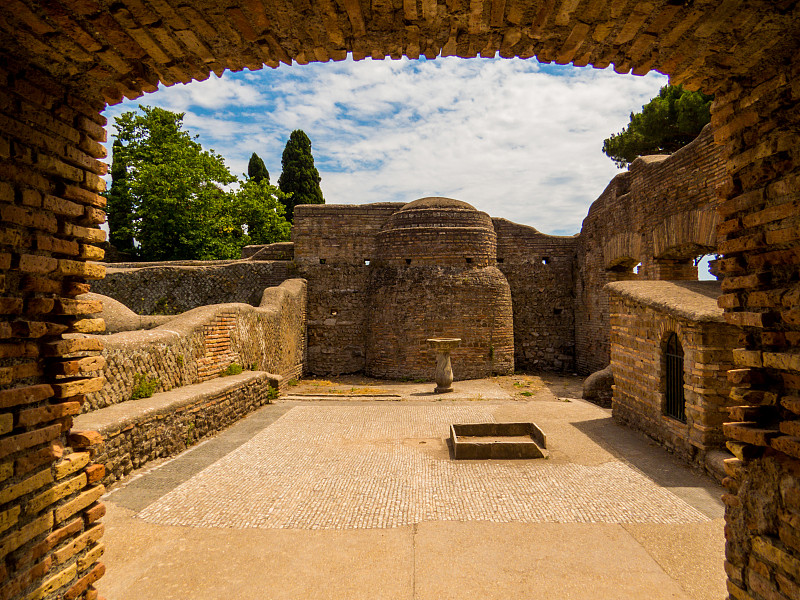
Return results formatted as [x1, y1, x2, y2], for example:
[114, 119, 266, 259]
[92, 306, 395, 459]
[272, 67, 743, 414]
[91, 259, 292, 315]
[0, 62, 108, 600]
[241, 241, 294, 260]
[575, 125, 726, 375]
[295, 200, 516, 378]
[365, 265, 514, 380]
[293, 203, 403, 265]
[366, 198, 514, 380]
[84, 279, 306, 410]
[0, 2, 798, 598]
[608, 281, 738, 472]
[294, 203, 400, 376]
[710, 70, 800, 600]
[494, 218, 578, 372]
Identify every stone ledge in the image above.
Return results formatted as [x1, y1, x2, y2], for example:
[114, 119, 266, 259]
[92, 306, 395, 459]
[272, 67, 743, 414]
[606, 280, 724, 322]
[72, 372, 280, 485]
[73, 371, 280, 435]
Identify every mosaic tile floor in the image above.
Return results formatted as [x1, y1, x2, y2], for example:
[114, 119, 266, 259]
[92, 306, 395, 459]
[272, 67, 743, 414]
[137, 405, 709, 529]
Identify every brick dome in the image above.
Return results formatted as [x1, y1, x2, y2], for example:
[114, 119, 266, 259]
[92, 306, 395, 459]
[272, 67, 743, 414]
[374, 197, 497, 267]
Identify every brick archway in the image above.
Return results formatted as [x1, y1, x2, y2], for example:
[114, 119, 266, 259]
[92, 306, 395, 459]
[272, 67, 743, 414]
[0, 2, 799, 599]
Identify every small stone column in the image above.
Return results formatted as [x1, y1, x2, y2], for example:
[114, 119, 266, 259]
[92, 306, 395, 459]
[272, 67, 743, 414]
[427, 338, 461, 394]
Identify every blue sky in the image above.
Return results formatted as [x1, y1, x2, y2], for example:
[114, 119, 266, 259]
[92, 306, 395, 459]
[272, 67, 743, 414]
[102, 56, 668, 236]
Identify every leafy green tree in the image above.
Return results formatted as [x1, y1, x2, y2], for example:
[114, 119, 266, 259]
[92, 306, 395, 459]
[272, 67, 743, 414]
[110, 106, 238, 261]
[234, 179, 291, 246]
[277, 129, 324, 221]
[247, 152, 270, 184]
[602, 85, 713, 168]
[106, 139, 135, 253]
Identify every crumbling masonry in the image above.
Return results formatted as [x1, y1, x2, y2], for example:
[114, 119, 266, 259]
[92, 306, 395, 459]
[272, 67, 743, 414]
[0, 2, 799, 600]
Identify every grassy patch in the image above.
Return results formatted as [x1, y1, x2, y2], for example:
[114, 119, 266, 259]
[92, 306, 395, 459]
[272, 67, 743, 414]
[221, 363, 243, 376]
[131, 373, 160, 400]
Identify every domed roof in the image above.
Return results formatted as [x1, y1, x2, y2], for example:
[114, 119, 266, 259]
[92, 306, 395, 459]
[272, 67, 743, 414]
[399, 197, 478, 211]
[375, 196, 497, 266]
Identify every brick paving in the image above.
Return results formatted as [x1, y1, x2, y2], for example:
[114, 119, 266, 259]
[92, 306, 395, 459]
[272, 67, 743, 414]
[137, 405, 709, 529]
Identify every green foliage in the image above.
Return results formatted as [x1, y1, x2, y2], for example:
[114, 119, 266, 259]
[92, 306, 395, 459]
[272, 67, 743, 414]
[221, 362, 243, 376]
[131, 373, 160, 400]
[267, 386, 279, 401]
[277, 129, 324, 222]
[248, 152, 270, 184]
[234, 179, 291, 246]
[110, 106, 238, 260]
[106, 140, 135, 253]
[107, 106, 291, 261]
[602, 85, 713, 168]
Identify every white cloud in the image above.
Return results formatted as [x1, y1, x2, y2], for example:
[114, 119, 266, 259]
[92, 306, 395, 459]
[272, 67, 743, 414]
[103, 57, 667, 235]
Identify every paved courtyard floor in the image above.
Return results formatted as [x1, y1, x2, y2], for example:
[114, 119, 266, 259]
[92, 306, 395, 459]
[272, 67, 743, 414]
[97, 374, 727, 599]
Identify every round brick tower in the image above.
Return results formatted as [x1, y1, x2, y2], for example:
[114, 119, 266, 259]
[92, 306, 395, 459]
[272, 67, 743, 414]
[365, 197, 514, 380]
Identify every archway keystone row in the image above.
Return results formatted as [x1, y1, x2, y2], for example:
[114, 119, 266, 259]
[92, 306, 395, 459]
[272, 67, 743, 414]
[0, 1, 798, 599]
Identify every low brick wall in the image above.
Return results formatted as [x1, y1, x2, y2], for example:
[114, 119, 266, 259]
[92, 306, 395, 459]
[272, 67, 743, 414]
[608, 281, 738, 473]
[84, 279, 306, 411]
[73, 372, 277, 485]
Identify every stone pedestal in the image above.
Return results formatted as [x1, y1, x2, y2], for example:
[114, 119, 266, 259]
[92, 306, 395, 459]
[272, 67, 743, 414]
[427, 338, 461, 393]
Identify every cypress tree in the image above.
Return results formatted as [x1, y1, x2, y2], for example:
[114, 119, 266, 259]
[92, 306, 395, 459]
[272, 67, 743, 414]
[247, 152, 270, 184]
[106, 139, 136, 253]
[277, 129, 324, 222]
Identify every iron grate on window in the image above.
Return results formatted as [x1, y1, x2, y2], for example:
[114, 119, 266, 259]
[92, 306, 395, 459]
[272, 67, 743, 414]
[665, 332, 686, 423]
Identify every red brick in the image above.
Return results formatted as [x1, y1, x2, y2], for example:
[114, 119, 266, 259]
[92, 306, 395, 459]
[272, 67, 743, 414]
[724, 422, 781, 447]
[15, 442, 63, 475]
[84, 464, 105, 484]
[83, 501, 105, 524]
[18, 401, 82, 428]
[0, 424, 62, 460]
[0, 384, 53, 410]
[68, 431, 104, 448]
[63, 562, 105, 600]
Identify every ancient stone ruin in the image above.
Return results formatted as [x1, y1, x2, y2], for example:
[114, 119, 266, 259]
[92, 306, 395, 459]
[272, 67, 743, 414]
[0, 2, 799, 600]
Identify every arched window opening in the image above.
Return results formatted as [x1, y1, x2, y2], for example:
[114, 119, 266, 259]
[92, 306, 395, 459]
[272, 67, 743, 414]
[664, 332, 686, 423]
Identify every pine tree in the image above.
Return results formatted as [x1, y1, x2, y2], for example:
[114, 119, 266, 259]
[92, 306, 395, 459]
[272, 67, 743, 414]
[247, 152, 270, 184]
[602, 85, 713, 168]
[277, 130, 324, 222]
[106, 139, 135, 253]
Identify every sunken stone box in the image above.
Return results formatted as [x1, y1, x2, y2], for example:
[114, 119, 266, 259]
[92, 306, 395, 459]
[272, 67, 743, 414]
[450, 422, 548, 460]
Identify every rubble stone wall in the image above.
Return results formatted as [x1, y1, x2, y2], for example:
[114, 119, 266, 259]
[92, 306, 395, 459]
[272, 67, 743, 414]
[84, 279, 306, 410]
[91, 259, 292, 315]
[75, 372, 276, 485]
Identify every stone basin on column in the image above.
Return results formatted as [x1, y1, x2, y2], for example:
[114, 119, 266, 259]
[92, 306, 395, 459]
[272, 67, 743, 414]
[427, 338, 461, 394]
